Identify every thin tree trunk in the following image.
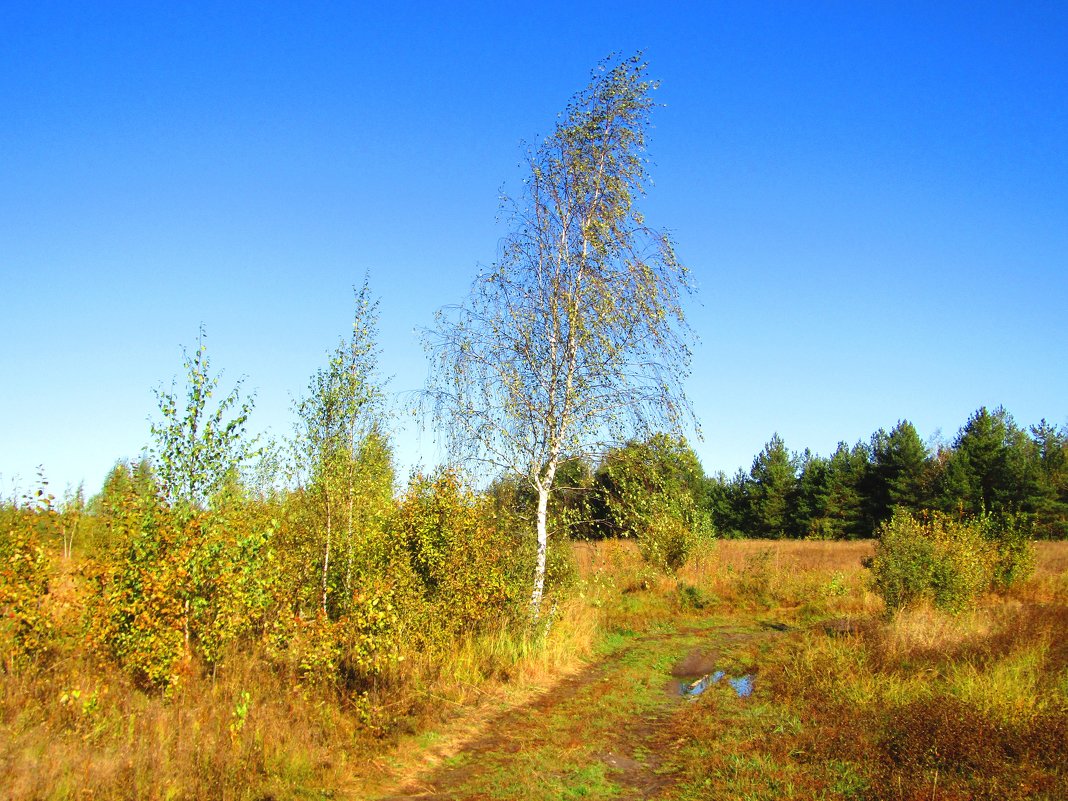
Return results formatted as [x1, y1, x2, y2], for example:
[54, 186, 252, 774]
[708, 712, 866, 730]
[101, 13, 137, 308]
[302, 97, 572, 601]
[63, 519, 78, 560]
[530, 457, 559, 619]
[322, 499, 332, 615]
[530, 483, 550, 619]
[344, 483, 354, 604]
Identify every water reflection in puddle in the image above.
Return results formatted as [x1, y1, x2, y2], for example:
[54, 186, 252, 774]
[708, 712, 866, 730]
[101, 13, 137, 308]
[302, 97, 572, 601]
[728, 674, 754, 697]
[680, 671, 754, 699]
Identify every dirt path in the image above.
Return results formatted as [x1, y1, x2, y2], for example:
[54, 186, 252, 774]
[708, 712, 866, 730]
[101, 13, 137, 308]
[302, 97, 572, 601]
[375, 618, 794, 800]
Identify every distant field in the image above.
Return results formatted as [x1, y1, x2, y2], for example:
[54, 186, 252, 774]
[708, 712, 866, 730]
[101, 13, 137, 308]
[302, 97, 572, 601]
[1035, 540, 1068, 575]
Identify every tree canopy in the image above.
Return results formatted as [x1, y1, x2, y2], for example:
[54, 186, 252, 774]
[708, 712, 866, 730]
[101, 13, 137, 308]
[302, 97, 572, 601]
[424, 54, 695, 615]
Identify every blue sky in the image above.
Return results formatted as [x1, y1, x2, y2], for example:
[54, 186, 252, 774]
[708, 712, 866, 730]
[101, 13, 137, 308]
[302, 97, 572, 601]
[2, 2, 1066, 497]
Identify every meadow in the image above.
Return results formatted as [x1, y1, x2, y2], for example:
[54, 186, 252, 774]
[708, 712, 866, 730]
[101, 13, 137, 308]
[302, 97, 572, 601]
[5, 43, 1065, 801]
[3, 536, 1065, 800]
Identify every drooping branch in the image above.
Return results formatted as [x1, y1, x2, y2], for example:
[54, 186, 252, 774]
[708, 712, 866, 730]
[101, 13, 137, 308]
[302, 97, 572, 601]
[423, 54, 697, 617]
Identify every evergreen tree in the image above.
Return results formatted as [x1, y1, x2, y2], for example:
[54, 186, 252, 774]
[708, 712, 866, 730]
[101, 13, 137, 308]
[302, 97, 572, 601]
[748, 434, 797, 539]
[1029, 419, 1068, 537]
[795, 450, 832, 538]
[703, 469, 750, 538]
[824, 442, 872, 539]
[940, 406, 1041, 516]
[868, 420, 929, 524]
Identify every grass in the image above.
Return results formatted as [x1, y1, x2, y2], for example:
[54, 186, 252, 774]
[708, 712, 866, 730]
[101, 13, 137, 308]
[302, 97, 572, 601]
[3, 538, 1066, 799]
[2, 647, 357, 800]
[565, 538, 1068, 801]
[399, 614, 764, 800]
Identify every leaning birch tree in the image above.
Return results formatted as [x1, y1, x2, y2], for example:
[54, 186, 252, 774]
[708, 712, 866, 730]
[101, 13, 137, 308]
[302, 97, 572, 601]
[424, 55, 696, 618]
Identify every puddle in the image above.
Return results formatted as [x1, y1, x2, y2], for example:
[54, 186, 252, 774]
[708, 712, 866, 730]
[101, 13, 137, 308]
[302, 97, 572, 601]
[678, 670, 754, 699]
[727, 674, 754, 697]
[671, 646, 756, 699]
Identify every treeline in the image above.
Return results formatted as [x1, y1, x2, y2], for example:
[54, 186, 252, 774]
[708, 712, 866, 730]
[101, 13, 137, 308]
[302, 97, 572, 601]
[489, 406, 1068, 548]
[703, 409, 1068, 540]
[4, 337, 1064, 706]
[2, 288, 1064, 702]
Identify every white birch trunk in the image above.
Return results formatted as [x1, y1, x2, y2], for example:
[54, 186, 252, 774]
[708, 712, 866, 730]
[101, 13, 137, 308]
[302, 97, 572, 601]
[529, 483, 550, 618]
[344, 487, 354, 602]
[529, 459, 558, 619]
[321, 500, 332, 615]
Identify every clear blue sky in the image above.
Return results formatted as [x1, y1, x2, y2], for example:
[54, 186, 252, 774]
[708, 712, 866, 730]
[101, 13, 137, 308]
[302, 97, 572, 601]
[2, 2, 1066, 497]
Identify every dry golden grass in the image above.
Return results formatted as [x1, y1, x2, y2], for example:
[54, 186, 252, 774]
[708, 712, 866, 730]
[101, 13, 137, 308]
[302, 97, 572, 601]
[1034, 540, 1068, 576]
[575, 537, 875, 580]
[0, 646, 374, 800]
[879, 601, 1006, 659]
[702, 537, 875, 573]
[730, 540, 1068, 801]
[4, 536, 1065, 800]
[572, 538, 643, 580]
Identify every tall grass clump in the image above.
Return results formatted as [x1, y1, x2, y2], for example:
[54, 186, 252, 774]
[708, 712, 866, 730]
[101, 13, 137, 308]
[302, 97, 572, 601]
[869, 510, 1035, 615]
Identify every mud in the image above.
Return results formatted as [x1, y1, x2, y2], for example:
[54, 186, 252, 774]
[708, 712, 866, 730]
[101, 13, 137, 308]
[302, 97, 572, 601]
[670, 649, 720, 677]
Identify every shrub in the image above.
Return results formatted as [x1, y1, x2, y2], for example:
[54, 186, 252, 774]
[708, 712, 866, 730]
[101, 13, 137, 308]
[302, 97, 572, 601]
[869, 511, 1035, 615]
[392, 469, 525, 643]
[282, 583, 401, 692]
[869, 514, 926, 612]
[981, 514, 1036, 589]
[0, 502, 54, 671]
[86, 491, 280, 689]
[930, 518, 992, 613]
[637, 507, 693, 574]
[84, 501, 188, 688]
[594, 436, 706, 572]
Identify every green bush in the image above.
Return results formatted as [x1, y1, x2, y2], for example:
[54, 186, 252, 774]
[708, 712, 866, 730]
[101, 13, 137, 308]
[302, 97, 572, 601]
[84, 501, 188, 689]
[86, 489, 281, 689]
[392, 469, 525, 642]
[637, 507, 693, 573]
[929, 522, 991, 613]
[0, 502, 54, 671]
[594, 435, 706, 572]
[281, 581, 401, 691]
[868, 512, 937, 613]
[869, 511, 1035, 615]
[981, 513, 1036, 589]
